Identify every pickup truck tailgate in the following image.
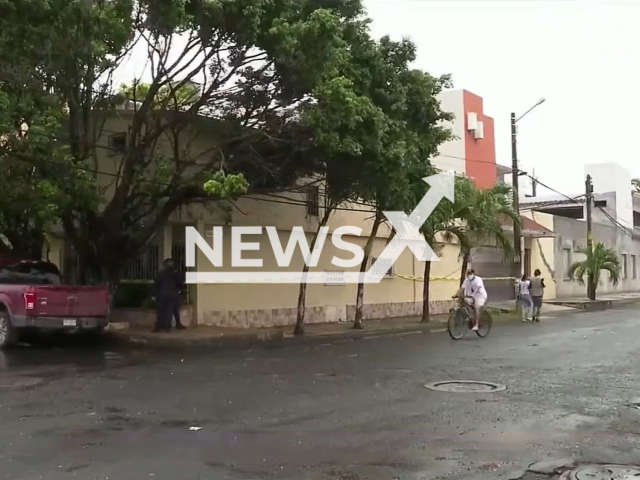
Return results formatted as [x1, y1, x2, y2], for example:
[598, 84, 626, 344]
[30, 285, 110, 318]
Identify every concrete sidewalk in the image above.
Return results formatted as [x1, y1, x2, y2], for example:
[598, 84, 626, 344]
[105, 309, 523, 352]
[546, 292, 640, 310]
[489, 300, 577, 316]
[106, 294, 636, 352]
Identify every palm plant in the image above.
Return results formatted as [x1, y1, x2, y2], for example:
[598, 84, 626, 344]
[568, 240, 620, 300]
[455, 181, 520, 286]
[420, 208, 469, 323]
[419, 175, 471, 322]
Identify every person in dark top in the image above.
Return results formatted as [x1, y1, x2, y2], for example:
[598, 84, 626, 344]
[152, 258, 186, 332]
[530, 268, 546, 322]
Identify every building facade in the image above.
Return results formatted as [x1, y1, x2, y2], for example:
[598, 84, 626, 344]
[45, 89, 530, 329]
[433, 89, 497, 189]
[521, 162, 640, 299]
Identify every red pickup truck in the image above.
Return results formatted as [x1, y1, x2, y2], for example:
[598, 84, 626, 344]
[0, 259, 110, 348]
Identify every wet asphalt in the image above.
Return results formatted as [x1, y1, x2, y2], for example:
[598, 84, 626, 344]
[1, 307, 640, 480]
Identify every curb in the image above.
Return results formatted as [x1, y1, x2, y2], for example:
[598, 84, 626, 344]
[282, 323, 441, 346]
[546, 297, 640, 311]
[105, 329, 285, 352]
[103, 300, 628, 353]
[104, 322, 447, 352]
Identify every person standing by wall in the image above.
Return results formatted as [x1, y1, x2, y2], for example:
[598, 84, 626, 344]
[152, 258, 186, 332]
[518, 274, 533, 322]
[530, 269, 545, 322]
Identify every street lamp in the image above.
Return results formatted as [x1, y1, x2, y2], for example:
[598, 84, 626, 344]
[511, 97, 546, 278]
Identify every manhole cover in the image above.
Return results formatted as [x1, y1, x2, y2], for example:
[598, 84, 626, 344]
[0, 376, 43, 389]
[424, 380, 506, 393]
[560, 464, 640, 479]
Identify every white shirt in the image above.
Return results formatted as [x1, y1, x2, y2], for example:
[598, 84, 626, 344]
[462, 276, 487, 299]
[518, 279, 531, 296]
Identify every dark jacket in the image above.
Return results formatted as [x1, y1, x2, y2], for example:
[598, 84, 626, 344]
[153, 268, 184, 298]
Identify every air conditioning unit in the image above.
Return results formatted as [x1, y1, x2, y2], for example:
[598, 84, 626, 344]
[474, 121, 484, 140]
[467, 112, 478, 131]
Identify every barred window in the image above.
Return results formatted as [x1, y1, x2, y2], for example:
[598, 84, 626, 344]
[369, 256, 394, 277]
[123, 244, 160, 281]
[108, 132, 127, 154]
[306, 186, 320, 217]
[172, 243, 187, 274]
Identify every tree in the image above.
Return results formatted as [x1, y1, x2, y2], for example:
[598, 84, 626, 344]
[345, 38, 453, 329]
[118, 81, 201, 110]
[0, 52, 91, 258]
[0, 0, 367, 287]
[455, 182, 519, 287]
[418, 175, 469, 322]
[568, 240, 620, 300]
[293, 33, 388, 334]
[633, 178, 640, 193]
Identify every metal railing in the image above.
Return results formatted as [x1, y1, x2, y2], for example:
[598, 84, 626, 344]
[122, 245, 160, 281]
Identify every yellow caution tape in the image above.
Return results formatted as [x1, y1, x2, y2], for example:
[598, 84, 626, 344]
[392, 274, 517, 282]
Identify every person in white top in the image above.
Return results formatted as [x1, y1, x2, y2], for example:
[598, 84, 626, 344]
[517, 274, 534, 322]
[455, 269, 488, 331]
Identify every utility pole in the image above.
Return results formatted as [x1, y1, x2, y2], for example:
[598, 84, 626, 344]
[531, 168, 537, 197]
[585, 174, 594, 300]
[511, 112, 521, 278]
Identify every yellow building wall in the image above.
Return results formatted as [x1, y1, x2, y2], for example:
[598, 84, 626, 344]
[190, 212, 464, 326]
[86, 115, 475, 326]
[44, 236, 65, 274]
[524, 211, 556, 300]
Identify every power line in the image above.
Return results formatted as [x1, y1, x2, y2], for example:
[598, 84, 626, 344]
[520, 172, 584, 203]
[521, 169, 637, 238]
[597, 205, 635, 237]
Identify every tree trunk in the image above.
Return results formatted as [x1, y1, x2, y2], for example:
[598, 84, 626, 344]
[421, 261, 432, 322]
[588, 272, 596, 301]
[459, 249, 470, 287]
[354, 212, 383, 329]
[294, 207, 334, 336]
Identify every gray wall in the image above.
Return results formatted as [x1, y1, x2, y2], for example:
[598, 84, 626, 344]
[469, 246, 515, 301]
[553, 215, 640, 298]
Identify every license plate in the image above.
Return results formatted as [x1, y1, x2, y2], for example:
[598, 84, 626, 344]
[63, 319, 77, 326]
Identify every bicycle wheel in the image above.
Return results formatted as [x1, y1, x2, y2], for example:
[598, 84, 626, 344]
[448, 308, 468, 340]
[476, 309, 493, 337]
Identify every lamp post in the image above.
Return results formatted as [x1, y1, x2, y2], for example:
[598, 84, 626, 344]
[511, 97, 546, 278]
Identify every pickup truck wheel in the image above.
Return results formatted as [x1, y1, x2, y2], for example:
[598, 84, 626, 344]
[0, 311, 16, 349]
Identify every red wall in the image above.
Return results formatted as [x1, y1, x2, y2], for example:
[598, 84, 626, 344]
[463, 90, 497, 189]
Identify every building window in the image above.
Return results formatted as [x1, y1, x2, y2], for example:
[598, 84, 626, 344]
[108, 132, 127, 153]
[594, 200, 607, 208]
[325, 271, 345, 285]
[632, 255, 637, 279]
[123, 244, 159, 281]
[563, 248, 572, 281]
[369, 256, 394, 277]
[171, 243, 187, 275]
[622, 254, 628, 279]
[306, 185, 320, 217]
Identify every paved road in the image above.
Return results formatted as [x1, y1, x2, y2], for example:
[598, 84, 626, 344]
[2, 308, 640, 480]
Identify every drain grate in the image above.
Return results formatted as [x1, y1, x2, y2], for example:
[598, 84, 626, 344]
[560, 464, 640, 479]
[424, 380, 506, 393]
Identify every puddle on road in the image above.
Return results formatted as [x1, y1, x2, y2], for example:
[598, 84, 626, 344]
[0, 339, 145, 382]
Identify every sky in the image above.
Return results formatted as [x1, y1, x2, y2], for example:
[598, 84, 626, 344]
[363, 0, 640, 197]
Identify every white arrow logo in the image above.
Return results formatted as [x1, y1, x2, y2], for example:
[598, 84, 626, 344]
[367, 171, 455, 281]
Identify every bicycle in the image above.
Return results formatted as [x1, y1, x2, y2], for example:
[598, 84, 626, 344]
[447, 296, 493, 340]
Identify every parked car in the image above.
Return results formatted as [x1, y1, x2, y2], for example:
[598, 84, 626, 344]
[0, 259, 110, 348]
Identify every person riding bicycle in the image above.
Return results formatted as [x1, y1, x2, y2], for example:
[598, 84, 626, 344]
[453, 269, 488, 331]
